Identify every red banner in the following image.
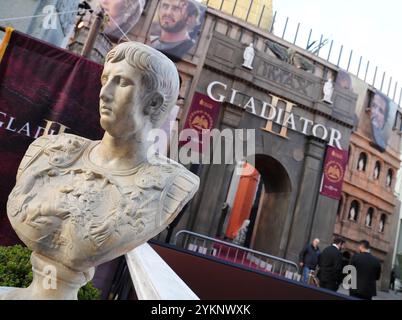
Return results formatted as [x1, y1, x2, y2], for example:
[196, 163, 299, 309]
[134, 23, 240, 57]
[320, 147, 349, 200]
[180, 92, 221, 154]
[0, 30, 104, 245]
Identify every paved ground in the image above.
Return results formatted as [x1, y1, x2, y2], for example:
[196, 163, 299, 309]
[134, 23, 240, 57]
[337, 287, 402, 300]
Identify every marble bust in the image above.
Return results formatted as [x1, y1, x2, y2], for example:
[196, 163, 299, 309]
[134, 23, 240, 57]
[242, 43, 255, 70]
[0, 42, 199, 300]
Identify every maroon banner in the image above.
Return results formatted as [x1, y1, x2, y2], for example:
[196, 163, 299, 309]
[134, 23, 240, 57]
[0, 30, 104, 245]
[320, 146, 349, 200]
[180, 92, 221, 154]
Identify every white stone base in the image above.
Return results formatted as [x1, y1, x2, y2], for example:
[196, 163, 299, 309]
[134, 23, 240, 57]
[0, 287, 14, 295]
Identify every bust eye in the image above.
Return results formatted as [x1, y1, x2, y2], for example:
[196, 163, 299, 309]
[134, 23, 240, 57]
[119, 78, 131, 87]
[101, 75, 108, 85]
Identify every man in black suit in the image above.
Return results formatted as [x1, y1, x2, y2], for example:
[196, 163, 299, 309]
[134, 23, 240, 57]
[317, 237, 345, 291]
[350, 240, 382, 300]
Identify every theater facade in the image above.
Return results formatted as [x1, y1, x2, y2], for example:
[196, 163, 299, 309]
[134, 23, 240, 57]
[116, 1, 402, 289]
[127, 2, 355, 257]
[3, 0, 400, 291]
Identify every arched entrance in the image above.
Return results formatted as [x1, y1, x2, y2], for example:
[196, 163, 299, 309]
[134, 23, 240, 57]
[224, 154, 292, 257]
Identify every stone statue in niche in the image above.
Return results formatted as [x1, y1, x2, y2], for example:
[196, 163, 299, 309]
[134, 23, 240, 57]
[322, 77, 334, 104]
[358, 158, 365, 171]
[242, 43, 255, 70]
[349, 206, 356, 221]
[379, 218, 385, 233]
[233, 220, 250, 246]
[0, 42, 199, 300]
[374, 164, 380, 180]
[365, 213, 372, 227]
[386, 172, 392, 187]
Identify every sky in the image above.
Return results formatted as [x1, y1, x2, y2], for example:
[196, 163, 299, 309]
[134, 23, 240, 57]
[272, 0, 402, 102]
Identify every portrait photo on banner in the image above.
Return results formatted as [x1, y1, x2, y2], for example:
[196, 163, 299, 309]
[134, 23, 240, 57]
[149, 0, 207, 61]
[369, 91, 397, 152]
[99, 0, 147, 41]
[336, 70, 362, 131]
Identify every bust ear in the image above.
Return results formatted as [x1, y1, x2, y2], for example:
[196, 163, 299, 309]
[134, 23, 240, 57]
[150, 92, 164, 110]
[143, 92, 165, 125]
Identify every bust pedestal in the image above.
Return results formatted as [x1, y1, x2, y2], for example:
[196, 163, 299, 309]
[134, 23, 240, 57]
[0, 253, 94, 300]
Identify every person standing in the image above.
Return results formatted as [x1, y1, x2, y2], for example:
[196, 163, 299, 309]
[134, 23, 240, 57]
[350, 240, 381, 300]
[390, 265, 399, 291]
[317, 237, 345, 291]
[299, 238, 321, 283]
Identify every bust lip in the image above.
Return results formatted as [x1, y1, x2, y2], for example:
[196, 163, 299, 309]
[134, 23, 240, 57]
[100, 105, 112, 114]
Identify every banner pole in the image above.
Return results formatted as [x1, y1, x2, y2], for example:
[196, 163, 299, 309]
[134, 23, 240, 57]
[81, 7, 104, 59]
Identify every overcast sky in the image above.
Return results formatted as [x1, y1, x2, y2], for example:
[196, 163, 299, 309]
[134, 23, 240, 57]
[273, 0, 402, 101]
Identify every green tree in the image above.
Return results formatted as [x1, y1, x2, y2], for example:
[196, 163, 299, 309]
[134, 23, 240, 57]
[0, 245, 101, 300]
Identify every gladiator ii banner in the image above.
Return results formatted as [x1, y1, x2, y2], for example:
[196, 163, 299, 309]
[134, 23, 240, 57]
[0, 29, 103, 245]
[320, 146, 349, 200]
[180, 92, 222, 154]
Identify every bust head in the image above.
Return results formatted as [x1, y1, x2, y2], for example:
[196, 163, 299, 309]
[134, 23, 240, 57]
[99, 42, 180, 138]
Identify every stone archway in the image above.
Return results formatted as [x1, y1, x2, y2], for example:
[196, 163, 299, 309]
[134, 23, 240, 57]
[248, 154, 292, 256]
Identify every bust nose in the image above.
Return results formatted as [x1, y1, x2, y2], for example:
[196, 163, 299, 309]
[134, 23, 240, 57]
[100, 82, 113, 103]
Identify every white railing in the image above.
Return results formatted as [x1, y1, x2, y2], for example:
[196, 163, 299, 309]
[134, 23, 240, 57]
[125, 243, 199, 300]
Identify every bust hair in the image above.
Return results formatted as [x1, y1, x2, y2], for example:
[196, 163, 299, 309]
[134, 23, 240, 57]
[105, 41, 180, 127]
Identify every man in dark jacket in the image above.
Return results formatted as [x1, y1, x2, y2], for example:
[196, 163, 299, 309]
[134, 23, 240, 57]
[299, 238, 321, 283]
[317, 237, 345, 291]
[350, 240, 381, 300]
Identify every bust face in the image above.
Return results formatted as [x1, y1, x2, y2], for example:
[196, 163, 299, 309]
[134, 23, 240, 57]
[100, 59, 147, 138]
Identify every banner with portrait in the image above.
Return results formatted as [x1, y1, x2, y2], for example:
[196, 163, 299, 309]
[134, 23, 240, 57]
[320, 147, 349, 200]
[0, 29, 103, 245]
[149, 0, 207, 61]
[335, 70, 352, 91]
[99, 0, 147, 41]
[370, 91, 397, 152]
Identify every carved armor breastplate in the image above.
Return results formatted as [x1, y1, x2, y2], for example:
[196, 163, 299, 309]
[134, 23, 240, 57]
[7, 134, 199, 271]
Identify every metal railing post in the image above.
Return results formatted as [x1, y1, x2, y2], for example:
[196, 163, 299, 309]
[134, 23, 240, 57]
[364, 60, 370, 82]
[316, 34, 323, 56]
[393, 82, 398, 101]
[399, 88, 402, 106]
[306, 29, 312, 50]
[337, 45, 343, 67]
[372, 66, 378, 86]
[282, 17, 289, 39]
[231, 0, 238, 15]
[269, 11, 277, 33]
[257, 5, 265, 27]
[347, 50, 353, 71]
[293, 22, 300, 44]
[357, 56, 362, 78]
[380, 71, 386, 91]
[387, 77, 393, 96]
[245, 0, 254, 23]
[327, 40, 333, 61]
